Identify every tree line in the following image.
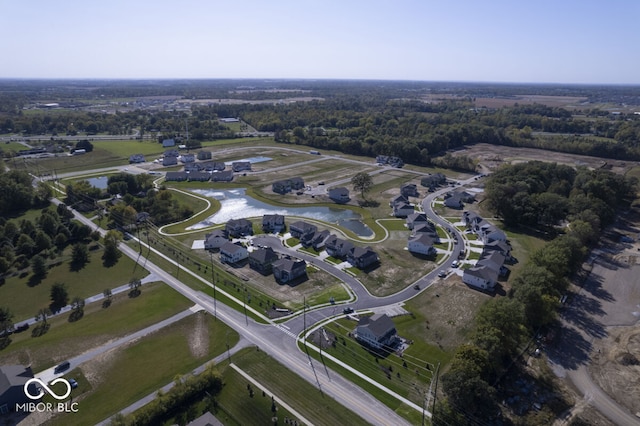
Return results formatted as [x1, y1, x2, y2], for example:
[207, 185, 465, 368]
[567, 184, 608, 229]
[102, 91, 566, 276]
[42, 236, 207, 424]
[434, 162, 637, 424]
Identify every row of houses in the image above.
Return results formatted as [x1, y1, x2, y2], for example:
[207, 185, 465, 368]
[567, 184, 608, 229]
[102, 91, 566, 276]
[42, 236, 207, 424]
[164, 170, 234, 182]
[461, 212, 511, 292]
[205, 230, 307, 284]
[289, 220, 379, 269]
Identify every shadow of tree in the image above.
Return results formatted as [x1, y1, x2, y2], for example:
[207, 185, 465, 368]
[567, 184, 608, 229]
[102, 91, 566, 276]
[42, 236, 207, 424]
[27, 273, 44, 287]
[31, 323, 50, 337]
[580, 273, 615, 303]
[68, 310, 84, 322]
[546, 325, 593, 370]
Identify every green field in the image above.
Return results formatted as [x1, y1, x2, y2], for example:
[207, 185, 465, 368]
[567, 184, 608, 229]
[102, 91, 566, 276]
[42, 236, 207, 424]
[0, 281, 192, 371]
[48, 311, 238, 426]
[0, 245, 149, 321]
[218, 348, 371, 426]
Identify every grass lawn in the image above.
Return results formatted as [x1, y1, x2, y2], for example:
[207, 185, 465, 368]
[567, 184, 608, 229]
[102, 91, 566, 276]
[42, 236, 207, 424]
[92, 139, 165, 158]
[220, 347, 371, 426]
[48, 311, 238, 426]
[0, 281, 192, 372]
[0, 246, 149, 321]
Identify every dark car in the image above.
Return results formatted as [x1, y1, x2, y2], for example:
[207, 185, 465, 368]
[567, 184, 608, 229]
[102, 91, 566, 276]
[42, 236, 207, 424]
[54, 361, 70, 373]
[343, 307, 354, 314]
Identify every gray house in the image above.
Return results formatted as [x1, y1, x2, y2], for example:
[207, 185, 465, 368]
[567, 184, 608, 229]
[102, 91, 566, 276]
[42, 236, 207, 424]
[272, 258, 307, 284]
[165, 171, 188, 181]
[262, 214, 285, 233]
[328, 187, 350, 203]
[347, 246, 379, 269]
[324, 235, 355, 259]
[211, 170, 234, 182]
[355, 314, 397, 349]
[204, 230, 228, 250]
[400, 183, 419, 197]
[0, 365, 35, 414]
[232, 161, 252, 172]
[129, 154, 145, 163]
[289, 221, 317, 239]
[197, 151, 212, 160]
[248, 247, 279, 274]
[225, 218, 253, 237]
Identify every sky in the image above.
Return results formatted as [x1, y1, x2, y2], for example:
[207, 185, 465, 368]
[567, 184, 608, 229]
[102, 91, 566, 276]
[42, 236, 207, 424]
[0, 0, 638, 84]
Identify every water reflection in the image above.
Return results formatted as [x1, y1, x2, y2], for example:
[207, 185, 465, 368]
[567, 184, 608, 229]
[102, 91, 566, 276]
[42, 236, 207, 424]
[187, 188, 373, 237]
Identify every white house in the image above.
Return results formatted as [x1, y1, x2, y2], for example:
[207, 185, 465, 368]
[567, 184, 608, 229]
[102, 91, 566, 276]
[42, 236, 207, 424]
[407, 234, 437, 256]
[219, 242, 248, 264]
[204, 230, 228, 250]
[462, 266, 498, 291]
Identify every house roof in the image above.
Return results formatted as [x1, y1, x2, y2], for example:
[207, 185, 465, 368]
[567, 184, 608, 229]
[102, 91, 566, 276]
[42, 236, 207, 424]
[409, 233, 436, 246]
[358, 314, 396, 338]
[227, 218, 252, 228]
[205, 229, 227, 240]
[464, 265, 498, 283]
[0, 365, 33, 393]
[249, 247, 279, 263]
[263, 214, 285, 224]
[406, 212, 428, 223]
[329, 187, 349, 196]
[290, 221, 316, 234]
[220, 241, 247, 254]
[350, 246, 377, 260]
[165, 171, 188, 180]
[272, 258, 306, 273]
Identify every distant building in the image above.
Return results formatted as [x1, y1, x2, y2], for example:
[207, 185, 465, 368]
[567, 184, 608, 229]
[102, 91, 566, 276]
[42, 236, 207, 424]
[272, 177, 305, 194]
[162, 156, 178, 166]
[400, 183, 419, 197]
[197, 151, 212, 160]
[165, 171, 188, 181]
[225, 218, 253, 237]
[211, 170, 234, 182]
[232, 161, 252, 172]
[162, 139, 176, 147]
[129, 154, 145, 163]
[188, 171, 210, 182]
[180, 154, 195, 164]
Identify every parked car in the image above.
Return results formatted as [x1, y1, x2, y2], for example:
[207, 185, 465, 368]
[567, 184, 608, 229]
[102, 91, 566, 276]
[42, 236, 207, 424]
[343, 307, 354, 314]
[54, 361, 70, 373]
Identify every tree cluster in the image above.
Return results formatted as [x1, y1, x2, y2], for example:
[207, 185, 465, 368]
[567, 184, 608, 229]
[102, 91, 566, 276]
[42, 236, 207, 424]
[0, 203, 91, 281]
[437, 162, 636, 423]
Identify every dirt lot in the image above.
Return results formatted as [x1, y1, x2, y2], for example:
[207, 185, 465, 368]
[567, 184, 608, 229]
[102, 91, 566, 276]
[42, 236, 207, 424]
[459, 143, 635, 175]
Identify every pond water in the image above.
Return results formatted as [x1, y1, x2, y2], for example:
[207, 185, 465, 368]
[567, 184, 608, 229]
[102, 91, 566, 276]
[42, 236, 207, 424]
[224, 156, 272, 165]
[187, 188, 373, 237]
[86, 176, 108, 189]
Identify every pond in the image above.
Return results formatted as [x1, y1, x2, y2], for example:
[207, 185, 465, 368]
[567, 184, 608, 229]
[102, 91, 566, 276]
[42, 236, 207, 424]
[187, 188, 373, 237]
[86, 176, 108, 189]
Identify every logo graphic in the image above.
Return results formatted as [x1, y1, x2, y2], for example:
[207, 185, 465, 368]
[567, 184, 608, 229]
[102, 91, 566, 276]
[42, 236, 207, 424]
[24, 378, 72, 401]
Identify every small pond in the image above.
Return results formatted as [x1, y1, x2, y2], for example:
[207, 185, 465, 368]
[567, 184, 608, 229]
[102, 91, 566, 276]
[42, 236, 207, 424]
[86, 176, 108, 189]
[187, 188, 373, 237]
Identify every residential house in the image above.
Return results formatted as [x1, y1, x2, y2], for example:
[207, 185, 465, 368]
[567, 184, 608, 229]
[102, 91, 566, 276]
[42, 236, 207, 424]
[272, 258, 307, 284]
[411, 222, 438, 239]
[0, 365, 35, 414]
[375, 155, 404, 168]
[162, 138, 176, 148]
[453, 190, 476, 203]
[225, 218, 253, 237]
[347, 246, 379, 269]
[355, 314, 397, 349]
[129, 154, 145, 164]
[443, 193, 464, 209]
[211, 170, 234, 182]
[262, 214, 285, 233]
[462, 266, 498, 292]
[184, 163, 200, 173]
[309, 229, 330, 250]
[393, 201, 414, 218]
[197, 151, 212, 160]
[164, 149, 180, 158]
[165, 171, 188, 181]
[232, 161, 251, 172]
[289, 221, 317, 239]
[389, 194, 409, 208]
[162, 156, 178, 166]
[219, 242, 248, 264]
[407, 234, 437, 256]
[188, 171, 210, 182]
[201, 161, 225, 171]
[248, 247, 279, 274]
[400, 183, 419, 197]
[421, 173, 446, 189]
[324, 235, 355, 259]
[204, 230, 228, 250]
[328, 187, 350, 203]
[180, 154, 195, 164]
[483, 240, 511, 258]
[272, 177, 305, 194]
[405, 212, 429, 230]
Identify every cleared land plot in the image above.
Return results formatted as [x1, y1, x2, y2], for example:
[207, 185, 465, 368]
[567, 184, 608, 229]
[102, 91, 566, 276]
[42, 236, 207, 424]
[46, 311, 237, 426]
[0, 245, 149, 321]
[352, 231, 434, 296]
[0, 281, 191, 372]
